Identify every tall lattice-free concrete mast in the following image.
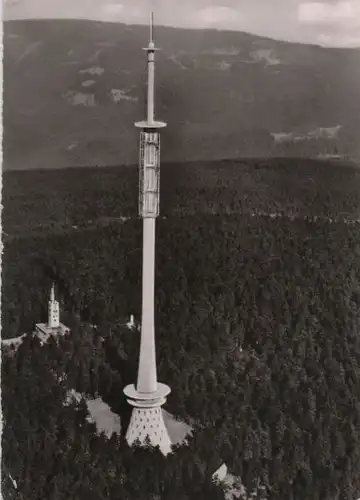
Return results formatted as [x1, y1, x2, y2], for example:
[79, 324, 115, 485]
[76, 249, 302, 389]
[123, 12, 172, 455]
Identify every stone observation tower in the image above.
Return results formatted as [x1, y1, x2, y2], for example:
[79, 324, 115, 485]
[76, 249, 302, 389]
[35, 283, 69, 339]
[48, 283, 60, 328]
[123, 13, 172, 455]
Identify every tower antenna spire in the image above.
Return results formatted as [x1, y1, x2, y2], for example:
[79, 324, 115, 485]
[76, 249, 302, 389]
[150, 11, 154, 44]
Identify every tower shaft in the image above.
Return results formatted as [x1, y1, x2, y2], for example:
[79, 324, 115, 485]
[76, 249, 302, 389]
[137, 216, 157, 393]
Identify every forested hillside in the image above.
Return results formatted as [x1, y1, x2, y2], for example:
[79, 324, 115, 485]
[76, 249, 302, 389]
[2, 158, 360, 240]
[2, 159, 360, 499]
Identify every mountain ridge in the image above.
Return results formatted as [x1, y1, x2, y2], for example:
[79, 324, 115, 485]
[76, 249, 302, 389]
[5, 17, 360, 50]
[4, 19, 360, 171]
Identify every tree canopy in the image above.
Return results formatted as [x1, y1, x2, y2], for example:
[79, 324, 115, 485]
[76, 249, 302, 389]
[2, 159, 360, 499]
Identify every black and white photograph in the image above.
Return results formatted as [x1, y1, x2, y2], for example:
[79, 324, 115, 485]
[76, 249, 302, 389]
[1, 0, 360, 498]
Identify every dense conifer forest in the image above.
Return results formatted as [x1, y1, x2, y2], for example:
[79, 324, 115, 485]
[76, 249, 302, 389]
[2, 158, 360, 499]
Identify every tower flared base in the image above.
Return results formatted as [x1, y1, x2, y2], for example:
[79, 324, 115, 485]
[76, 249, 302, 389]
[123, 383, 172, 455]
[125, 406, 172, 455]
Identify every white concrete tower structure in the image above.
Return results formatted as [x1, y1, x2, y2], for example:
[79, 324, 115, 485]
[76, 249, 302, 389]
[123, 13, 172, 455]
[48, 282, 60, 328]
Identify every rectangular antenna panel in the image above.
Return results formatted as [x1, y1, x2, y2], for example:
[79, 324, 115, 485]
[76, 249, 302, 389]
[139, 131, 160, 217]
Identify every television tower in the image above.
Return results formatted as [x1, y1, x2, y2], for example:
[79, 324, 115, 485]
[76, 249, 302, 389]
[123, 13, 172, 455]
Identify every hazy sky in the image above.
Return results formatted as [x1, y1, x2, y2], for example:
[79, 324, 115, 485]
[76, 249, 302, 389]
[4, 0, 360, 48]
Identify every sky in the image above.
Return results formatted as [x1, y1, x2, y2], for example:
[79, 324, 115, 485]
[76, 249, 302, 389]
[3, 0, 360, 48]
